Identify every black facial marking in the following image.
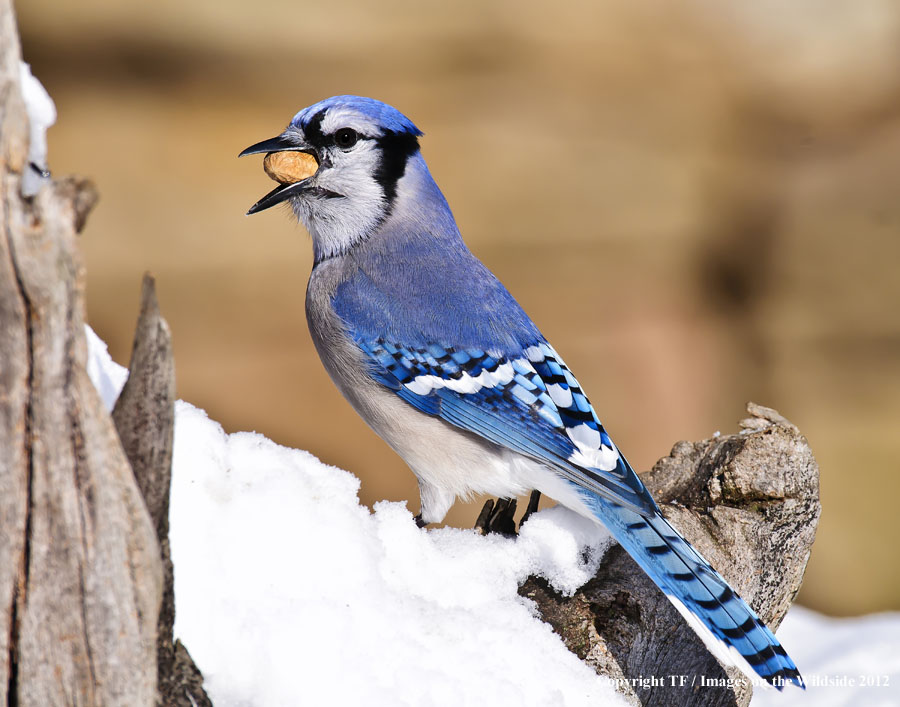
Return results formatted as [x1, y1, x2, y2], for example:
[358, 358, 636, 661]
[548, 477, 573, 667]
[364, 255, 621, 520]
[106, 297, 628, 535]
[302, 109, 328, 149]
[374, 130, 420, 204]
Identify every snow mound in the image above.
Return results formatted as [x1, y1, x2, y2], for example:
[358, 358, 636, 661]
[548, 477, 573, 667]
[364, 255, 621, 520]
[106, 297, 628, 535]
[85, 326, 129, 410]
[168, 403, 620, 706]
[751, 606, 900, 706]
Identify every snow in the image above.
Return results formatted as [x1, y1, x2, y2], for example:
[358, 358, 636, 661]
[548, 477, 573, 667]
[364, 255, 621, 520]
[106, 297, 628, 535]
[84, 325, 900, 706]
[751, 607, 900, 707]
[170, 404, 623, 706]
[85, 326, 129, 410]
[18, 62, 56, 197]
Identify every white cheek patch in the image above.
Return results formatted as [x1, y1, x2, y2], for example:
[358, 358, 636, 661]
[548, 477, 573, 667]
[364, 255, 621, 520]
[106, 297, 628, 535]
[404, 361, 516, 396]
[301, 143, 388, 260]
[319, 143, 383, 198]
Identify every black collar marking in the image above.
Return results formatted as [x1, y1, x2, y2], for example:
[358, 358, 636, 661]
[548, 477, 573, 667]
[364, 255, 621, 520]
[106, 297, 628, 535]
[374, 131, 420, 204]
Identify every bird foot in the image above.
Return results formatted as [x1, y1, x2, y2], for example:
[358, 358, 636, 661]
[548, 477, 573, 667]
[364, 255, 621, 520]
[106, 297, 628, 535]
[474, 490, 541, 537]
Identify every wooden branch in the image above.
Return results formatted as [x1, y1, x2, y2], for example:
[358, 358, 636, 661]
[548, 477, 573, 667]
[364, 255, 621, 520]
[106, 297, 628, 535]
[519, 403, 820, 706]
[0, 1, 162, 702]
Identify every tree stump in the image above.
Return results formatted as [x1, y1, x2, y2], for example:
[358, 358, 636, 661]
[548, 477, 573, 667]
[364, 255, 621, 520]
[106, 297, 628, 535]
[520, 403, 820, 706]
[0, 2, 162, 703]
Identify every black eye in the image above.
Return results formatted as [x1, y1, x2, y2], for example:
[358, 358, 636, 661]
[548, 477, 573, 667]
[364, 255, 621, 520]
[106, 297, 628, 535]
[334, 128, 359, 149]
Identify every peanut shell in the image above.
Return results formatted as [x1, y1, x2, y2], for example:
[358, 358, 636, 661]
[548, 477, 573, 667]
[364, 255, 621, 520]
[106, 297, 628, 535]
[263, 151, 319, 184]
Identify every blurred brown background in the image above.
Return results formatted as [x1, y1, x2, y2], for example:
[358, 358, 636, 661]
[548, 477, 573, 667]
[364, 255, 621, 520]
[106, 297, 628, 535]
[18, 0, 900, 616]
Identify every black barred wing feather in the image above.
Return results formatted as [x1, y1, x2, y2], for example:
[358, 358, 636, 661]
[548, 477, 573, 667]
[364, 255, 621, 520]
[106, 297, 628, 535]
[356, 337, 657, 516]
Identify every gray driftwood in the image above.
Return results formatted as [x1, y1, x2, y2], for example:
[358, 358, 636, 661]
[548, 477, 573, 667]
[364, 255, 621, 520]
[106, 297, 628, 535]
[112, 275, 212, 707]
[518, 403, 820, 706]
[0, 1, 162, 702]
[1, 3, 214, 703]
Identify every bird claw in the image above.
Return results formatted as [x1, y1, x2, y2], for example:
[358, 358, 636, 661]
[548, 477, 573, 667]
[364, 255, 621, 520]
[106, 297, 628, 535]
[474, 490, 541, 537]
[520, 489, 541, 526]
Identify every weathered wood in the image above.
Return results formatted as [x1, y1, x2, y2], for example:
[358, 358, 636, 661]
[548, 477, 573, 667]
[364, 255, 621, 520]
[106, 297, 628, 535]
[0, 4, 30, 700]
[113, 275, 175, 544]
[519, 403, 820, 706]
[113, 274, 211, 707]
[0, 1, 162, 702]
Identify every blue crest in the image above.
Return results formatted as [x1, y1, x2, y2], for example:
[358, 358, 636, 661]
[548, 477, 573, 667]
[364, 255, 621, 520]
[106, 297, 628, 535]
[291, 95, 423, 136]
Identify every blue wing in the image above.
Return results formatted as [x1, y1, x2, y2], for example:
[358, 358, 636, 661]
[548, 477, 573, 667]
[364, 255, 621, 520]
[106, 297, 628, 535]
[357, 336, 657, 516]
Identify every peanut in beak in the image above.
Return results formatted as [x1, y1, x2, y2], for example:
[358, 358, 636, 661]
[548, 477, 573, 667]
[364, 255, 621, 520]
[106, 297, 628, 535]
[263, 151, 319, 184]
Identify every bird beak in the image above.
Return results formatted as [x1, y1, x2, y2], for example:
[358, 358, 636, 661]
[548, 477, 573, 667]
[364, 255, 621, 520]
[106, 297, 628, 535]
[239, 133, 319, 215]
[239, 134, 306, 157]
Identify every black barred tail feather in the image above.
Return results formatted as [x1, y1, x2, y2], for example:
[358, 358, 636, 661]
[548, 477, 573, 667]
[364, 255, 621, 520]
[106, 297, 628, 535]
[587, 489, 804, 689]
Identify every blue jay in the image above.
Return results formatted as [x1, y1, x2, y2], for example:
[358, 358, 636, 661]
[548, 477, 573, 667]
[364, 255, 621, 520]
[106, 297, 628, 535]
[241, 95, 803, 689]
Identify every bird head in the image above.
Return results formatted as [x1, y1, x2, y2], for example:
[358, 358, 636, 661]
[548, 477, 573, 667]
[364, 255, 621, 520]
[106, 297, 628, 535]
[241, 95, 424, 261]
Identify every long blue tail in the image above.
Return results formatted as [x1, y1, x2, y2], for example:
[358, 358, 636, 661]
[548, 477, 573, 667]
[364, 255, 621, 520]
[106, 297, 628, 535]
[579, 474, 804, 689]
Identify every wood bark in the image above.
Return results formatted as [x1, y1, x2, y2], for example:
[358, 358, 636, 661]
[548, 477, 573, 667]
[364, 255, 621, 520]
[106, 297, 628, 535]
[519, 403, 820, 706]
[1, 1, 162, 703]
[112, 275, 211, 707]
